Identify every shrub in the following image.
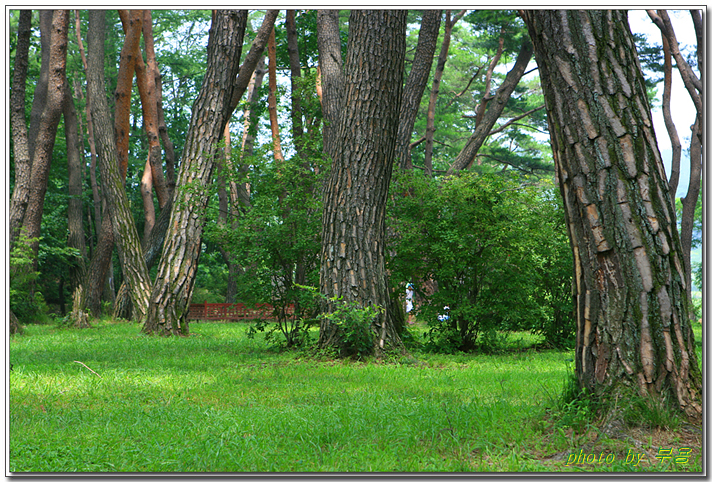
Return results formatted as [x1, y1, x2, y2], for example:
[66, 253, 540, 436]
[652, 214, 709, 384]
[387, 171, 574, 352]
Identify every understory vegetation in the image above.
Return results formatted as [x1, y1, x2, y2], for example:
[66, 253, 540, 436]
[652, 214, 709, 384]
[10, 320, 702, 473]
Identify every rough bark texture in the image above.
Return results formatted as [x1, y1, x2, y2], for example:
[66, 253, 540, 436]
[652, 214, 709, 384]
[144, 10, 248, 336]
[20, 10, 69, 270]
[522, 10, 701, 420]
[316, 10, 344, 164]
[446, 36, 533, 175]
[87, 9, 152, 322]
[9, 9, 32, 251]
[319, 10, 407, 356]
[27, 11, 53, 161]
[396, 10, 442, 171]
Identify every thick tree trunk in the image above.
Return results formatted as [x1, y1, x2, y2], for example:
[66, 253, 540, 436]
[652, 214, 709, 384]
[87, 9, 152, 321]
[20, 10, 69, 271]
[522, 10, 701, 420]
[144, 10, 249, 336]
[27, 11, 53, 161]
[445, 36, 533, 175]
[319, 10, 407, 356]
[9, 10, 32, 251]
[316, 10, 344, 164]
[396, 10, 442, 171]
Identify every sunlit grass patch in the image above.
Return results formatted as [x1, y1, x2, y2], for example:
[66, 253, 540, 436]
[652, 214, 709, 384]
[9, 320, 702, 473]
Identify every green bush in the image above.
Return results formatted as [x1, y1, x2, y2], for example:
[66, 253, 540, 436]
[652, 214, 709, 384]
[388, 171, 574, 352]
[10, 234, 48, 323]
[319, 298, 382, 359]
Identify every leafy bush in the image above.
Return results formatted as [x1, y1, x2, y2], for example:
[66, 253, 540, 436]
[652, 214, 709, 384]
[319, 298, 382, 359]
[387, 171, 574, 352]
[10, 234, 48, 323]
[204, 141, 327, 349]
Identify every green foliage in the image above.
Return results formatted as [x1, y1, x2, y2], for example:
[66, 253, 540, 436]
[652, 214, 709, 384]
[10, 234, 48, 323]
[203, 134, 327, 348]
[320, 299, 382, 360]
[388, 171, 574, 352]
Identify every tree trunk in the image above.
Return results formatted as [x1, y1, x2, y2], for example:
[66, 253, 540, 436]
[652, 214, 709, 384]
[87, 9, 152, 322]
[396, 10, 442, 171]
[445, 36, 533, 175]
[9, 9, 32, 251]
[20, 10, 69, 272]
[27, 11, 53, 161]
[319, 10, 407, 356]
[114, 10, 143, 180]
[316, 10, 344, 164]
[64, 85, 88, 291]
[286, 10, 304, 149]
[126, 10, 169, 210]
[423, 11, 456, 176]
[144, 10, 249, 336]
[521, 10, 701, 421]
[680, 119, 701, 302]
[659, 35, 681, 198]
[267, 26, 284, 162]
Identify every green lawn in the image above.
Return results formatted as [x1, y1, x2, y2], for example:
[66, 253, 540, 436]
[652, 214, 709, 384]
[9, 321, 702, 473]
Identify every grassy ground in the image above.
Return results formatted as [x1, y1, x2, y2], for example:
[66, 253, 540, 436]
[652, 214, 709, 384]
[9, 320, 703, 473]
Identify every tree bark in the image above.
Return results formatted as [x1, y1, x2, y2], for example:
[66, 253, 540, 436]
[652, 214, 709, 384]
[267, 26, 284, 162]
[423, 11, 460, 177]
[680, 119, 701, 302]
[144, 10, 249, 336]
[64, 85, 88, 292]
[27, 11, 53, 162]
[20, 10, 69, 272]
[319, 10, 407, 356]
[396, 10, 442, 171]
[659, 35, 681, 198]
[286, 10, 304, 149]
[521, 10, 701, 421]
[445, 36, 533, 175]
[9, 10, 32, 251]
[114, 10, 143, 180]
[316, 10, 344, 164]
[87, 9, 152, 322]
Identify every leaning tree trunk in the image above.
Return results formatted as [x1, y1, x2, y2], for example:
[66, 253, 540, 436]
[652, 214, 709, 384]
[319, 10, 408, 356]
[86, 9, 152, 321]
[395, 9, 442, 171]
[143, 10, 249, 336]
[19, 10, 69, 273]
[9, 9, 32, 251]
[521, 10, 701, 421]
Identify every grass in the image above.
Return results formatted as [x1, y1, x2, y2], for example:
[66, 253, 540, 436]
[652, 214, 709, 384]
[9, 320, 703, 473]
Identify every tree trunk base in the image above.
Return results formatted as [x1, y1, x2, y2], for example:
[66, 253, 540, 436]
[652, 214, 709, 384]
[10, 311, 24, 335]
[69, 286, 92, 329]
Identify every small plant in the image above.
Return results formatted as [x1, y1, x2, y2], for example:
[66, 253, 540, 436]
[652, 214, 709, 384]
[320, 299, 382, 359]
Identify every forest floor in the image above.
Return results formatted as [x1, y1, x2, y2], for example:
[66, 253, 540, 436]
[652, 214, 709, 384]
[9, 319, 703, 474]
